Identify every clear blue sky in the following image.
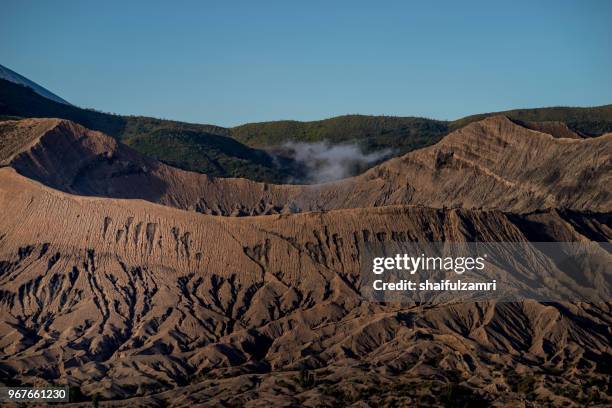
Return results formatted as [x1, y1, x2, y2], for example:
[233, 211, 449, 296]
[1, 0, 610, 127]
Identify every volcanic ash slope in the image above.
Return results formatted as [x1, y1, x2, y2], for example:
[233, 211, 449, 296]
[0, 166, 610, 406]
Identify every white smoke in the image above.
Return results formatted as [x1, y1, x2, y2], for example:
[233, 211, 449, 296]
[282, 140, 393, 184]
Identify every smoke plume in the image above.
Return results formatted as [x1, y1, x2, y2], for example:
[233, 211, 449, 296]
[282, 141, 393, 184]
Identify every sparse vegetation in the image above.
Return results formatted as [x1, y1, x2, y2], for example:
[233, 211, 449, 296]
[231, 114, 450, 155]
[452, 105, 612, 136]
[126, 128, 289, 181]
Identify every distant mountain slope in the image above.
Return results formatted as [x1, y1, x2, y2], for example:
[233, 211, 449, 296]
[2, 116, 609, 215]
[0, 64, 71, 105]
[0, 79, 292, 182]
[231, 105, 612, 153]
[1, 69, 611, 183]
[452, 104, 612, 137]
[1, 78, 437, 182]
[231, 115, 450, 156]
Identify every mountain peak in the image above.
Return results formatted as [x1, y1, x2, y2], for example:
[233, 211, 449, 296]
[0, 64, 71, 105]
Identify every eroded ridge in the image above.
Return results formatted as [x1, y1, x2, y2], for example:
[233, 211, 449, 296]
[0, 167, 610, 405]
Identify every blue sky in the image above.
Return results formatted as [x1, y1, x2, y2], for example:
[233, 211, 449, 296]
[1, 0, 610, 126]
